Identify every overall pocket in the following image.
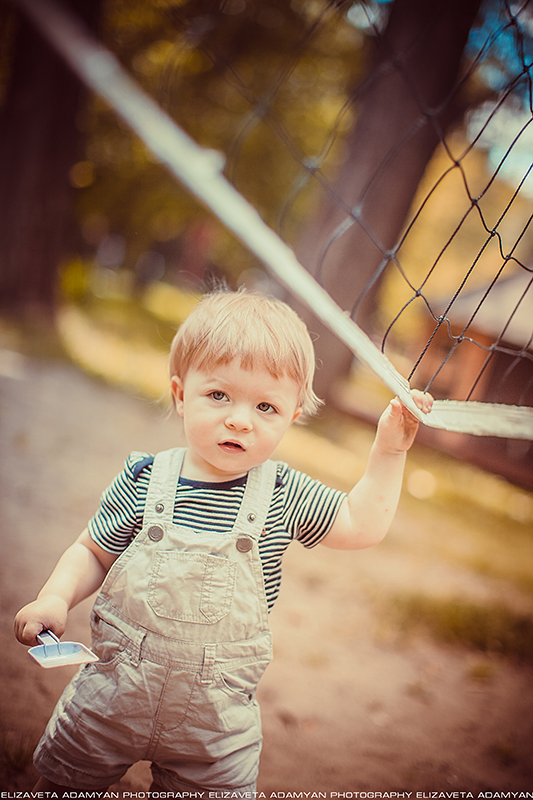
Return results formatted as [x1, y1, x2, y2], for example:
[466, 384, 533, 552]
[148, 551, 237, 623]
[218, 659, 269, 703]
[90, 611, 129, 668]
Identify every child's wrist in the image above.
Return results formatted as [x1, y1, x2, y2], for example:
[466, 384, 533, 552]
[36, 592, 70, 611]
[373, 441, 408, 458]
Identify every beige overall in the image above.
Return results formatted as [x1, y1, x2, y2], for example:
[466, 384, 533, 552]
[34, 447, 278, 791]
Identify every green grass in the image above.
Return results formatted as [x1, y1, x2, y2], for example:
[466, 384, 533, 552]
[391, 593, 533, 660]
[0, 731, 36, 773]
[398, 492, 533, 598]
[77, 293, 177, 352]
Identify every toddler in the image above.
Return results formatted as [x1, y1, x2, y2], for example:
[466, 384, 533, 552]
[14, 288, 432, 793]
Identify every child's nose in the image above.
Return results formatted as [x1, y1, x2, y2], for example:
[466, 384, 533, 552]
[225, 406, 253, 431]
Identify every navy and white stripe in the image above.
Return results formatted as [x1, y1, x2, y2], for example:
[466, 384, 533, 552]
[88, 452, 346, 611]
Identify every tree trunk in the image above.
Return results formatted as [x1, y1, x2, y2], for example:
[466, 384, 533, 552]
[0, 0, 101, 319]
[293, 0, 482, 400]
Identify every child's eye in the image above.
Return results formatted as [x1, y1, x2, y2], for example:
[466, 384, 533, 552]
[257, 402, 276, 414]
[210, 391, 228, 402]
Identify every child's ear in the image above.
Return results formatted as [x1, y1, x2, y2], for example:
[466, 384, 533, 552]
[291, 407, 303, 424]
[170, 375, 185, 417]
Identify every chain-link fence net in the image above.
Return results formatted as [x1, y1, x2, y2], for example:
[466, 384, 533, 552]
[13, 0, 533, 439]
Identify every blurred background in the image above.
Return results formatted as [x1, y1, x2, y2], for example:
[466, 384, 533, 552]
[1, 0, 533, 792]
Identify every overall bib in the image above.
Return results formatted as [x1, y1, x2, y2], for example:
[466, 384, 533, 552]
[34, 447, 278, 791]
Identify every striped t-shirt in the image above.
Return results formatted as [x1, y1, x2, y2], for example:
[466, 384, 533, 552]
[88, 452, 346, 611]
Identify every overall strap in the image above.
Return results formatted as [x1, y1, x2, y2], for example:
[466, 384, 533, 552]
[143, 448, 278, 537]
[143, 447, 186, 527]
[232, 459, 278, 541]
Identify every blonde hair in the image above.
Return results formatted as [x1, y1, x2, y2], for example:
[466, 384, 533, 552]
[169, 289, 322, 417]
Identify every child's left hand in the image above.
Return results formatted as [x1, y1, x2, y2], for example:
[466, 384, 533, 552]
[375, 389, 433, 455]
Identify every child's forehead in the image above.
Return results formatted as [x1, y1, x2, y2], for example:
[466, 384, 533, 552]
[194, 357, 280, 380]
[190, 358, 300, 392]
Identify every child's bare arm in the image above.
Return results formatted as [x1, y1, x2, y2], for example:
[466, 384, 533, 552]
[321, 390, 433, 551]
[14, 529, 118, 646]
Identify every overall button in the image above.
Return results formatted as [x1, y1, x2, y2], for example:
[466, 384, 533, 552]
[236, 537, 253, 553]
[155, 502, 165, 514]
[148, 525, 164, 542]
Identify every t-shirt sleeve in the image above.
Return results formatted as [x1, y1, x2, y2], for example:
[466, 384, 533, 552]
[87, 452, 153, 554]
[279, 463, 346, 548]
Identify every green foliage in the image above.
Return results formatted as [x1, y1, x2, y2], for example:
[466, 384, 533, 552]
[71, 0, 365, 285]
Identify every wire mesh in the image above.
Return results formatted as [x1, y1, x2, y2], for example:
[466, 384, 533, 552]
[12, 0, 533, 438]
[156, 0, 533, 411]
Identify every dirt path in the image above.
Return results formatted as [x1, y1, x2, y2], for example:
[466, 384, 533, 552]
[1, 354, 532, 793]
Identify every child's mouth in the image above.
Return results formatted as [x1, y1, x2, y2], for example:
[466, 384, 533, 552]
[219, 441, 245, 453]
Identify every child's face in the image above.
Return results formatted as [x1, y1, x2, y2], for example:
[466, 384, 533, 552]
[171, 359, 302, 481]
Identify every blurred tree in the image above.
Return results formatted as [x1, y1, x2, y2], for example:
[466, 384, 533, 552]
[291, 0, 485, 400]
[0, 0, 101, 319]
[75, 0, 365, 287]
